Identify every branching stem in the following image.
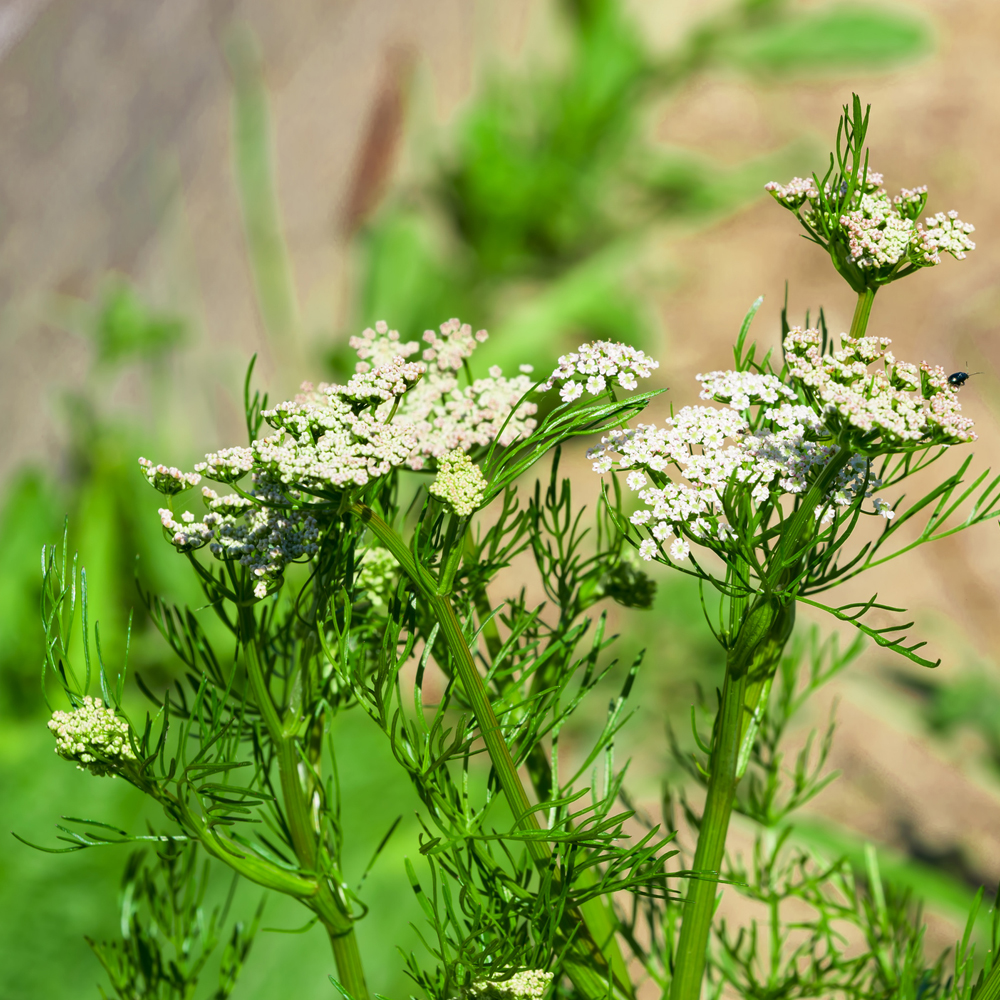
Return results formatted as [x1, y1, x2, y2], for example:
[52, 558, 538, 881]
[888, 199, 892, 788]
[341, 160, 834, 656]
[351, 502, 632, 999]
[238, 604, 369, 999]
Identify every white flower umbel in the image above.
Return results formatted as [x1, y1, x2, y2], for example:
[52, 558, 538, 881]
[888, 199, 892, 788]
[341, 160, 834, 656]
[158, 478, 320, 598]
[149, 319, 535, 502]
[697, 369, 795, 410]
[591, 330, 974, 563]
[158, 507, 215, 551]
[542, 341, 658, 400]
[783, 326, 976, 448]
[344, 318, 537, 465]
[141, 319, 537, 596]
[48, 696, 136, 777]
[429, 449, 488, 517]
[468, 969, 553, 1000]
[258, 358, 425, 489]
[916, 211, 977, 265]
[204, 480, 320, 599]
[195, 446, 256, 484]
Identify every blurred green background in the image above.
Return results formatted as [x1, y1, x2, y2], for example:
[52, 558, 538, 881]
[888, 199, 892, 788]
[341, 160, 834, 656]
[3, 0, 1000, 996]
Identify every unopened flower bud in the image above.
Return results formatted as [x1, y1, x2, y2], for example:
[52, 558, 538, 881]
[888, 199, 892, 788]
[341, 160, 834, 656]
[48, 696, 136, 777]
[430, 450, 488, 517]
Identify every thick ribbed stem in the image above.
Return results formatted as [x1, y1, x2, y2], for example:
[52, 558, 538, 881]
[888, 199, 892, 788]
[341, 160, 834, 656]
[849, 287, 876, 341]
[668, 600, 782, 1000]
[667, 288, 878, 1000]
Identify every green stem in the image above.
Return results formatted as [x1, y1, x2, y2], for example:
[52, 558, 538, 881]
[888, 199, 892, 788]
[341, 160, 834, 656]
[178, 805, 320, 898]
[668, 599, 784, 1000]
[668, 288, 879, 1000]
[849, 287, 876, 342]
[669, 656, 747, 1000]
[328, 928, 369, 998]
[467, 551, 635, 991]
[239, 605, 370, 1000]
[351, 503, 631, 999]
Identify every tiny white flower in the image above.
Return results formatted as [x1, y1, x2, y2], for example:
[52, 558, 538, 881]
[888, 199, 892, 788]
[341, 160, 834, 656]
[872, 497, 896, 519]
[560, 380, 584, 402]
[625, 471, 647, 491]
[586, 374, 607, 395]
[638, 539, 657, 561]
[669, 538, 691, 562]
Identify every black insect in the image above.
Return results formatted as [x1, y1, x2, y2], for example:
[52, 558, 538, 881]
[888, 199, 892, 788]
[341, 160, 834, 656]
[947, 370, 983, 388]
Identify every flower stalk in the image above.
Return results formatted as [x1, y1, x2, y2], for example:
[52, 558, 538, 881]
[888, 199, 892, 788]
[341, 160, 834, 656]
[667, 598, 794, 1000]
[848, 287, 876, 342]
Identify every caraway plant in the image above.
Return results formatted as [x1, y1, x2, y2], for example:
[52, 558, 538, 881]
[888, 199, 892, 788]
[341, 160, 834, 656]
[29, 97, 1000, 1000]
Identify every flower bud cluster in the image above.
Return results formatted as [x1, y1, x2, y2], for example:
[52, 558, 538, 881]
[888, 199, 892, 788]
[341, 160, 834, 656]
[764, 167, 884, 209]
[195, 446, 256, 483]
[138, 457, 201, 495]
[350, 319, 421, 371]
[48, 696, 136, 777]
[468, 969, 553, 1000]
[839, 191, 921, 268]
[763, 175, 822, 207]
[542, 341, 658, 401]
[916, 211, 977, 265]
[420, 316, 489, 369]
[429, 449, 488, 516]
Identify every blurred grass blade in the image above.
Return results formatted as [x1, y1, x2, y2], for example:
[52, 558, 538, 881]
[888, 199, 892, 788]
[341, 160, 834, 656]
[725, 4, 932, 76]
[225, 22, 300, 349]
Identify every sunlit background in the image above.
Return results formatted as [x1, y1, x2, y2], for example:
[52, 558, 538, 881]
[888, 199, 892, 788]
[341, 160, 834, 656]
[2, 0, 1000, 996]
